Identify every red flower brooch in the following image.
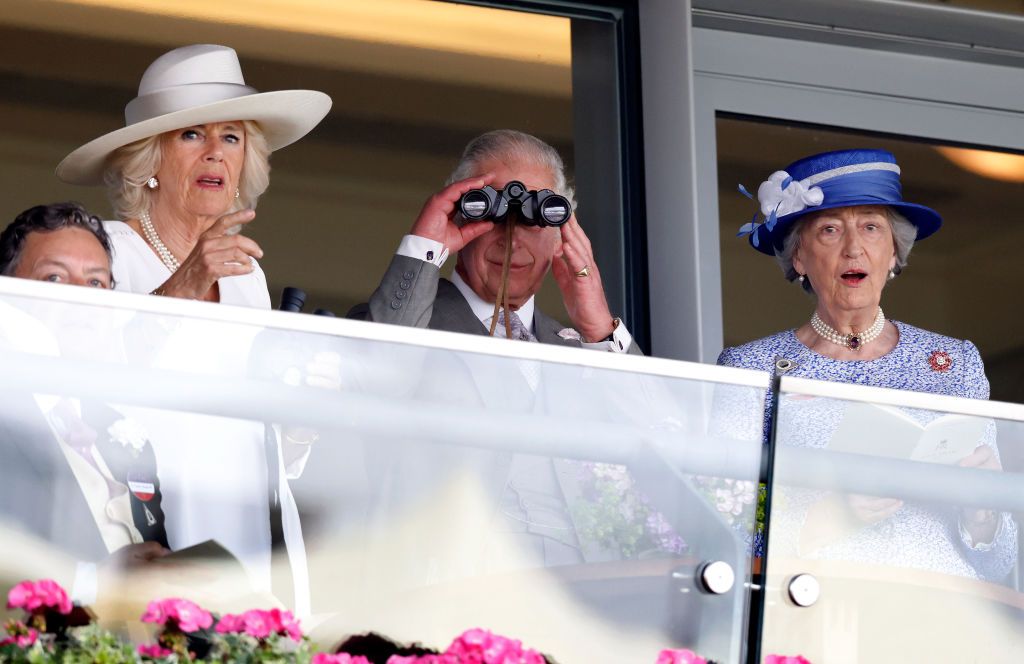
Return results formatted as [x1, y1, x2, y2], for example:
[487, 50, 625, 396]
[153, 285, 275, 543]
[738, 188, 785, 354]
[929, 350, 953, 372]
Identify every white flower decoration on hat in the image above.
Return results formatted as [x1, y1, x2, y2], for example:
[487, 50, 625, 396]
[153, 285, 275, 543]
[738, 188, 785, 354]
[757, 171, 824, 219]
[736, 171, 825, 248]
[108, 418, 148, 456]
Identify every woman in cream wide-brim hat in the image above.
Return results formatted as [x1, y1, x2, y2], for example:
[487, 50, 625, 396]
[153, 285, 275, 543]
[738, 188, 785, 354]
[57, 43, 332, 307]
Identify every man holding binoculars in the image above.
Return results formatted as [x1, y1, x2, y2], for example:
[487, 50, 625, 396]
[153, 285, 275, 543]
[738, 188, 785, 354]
[351, 129, 638, 355]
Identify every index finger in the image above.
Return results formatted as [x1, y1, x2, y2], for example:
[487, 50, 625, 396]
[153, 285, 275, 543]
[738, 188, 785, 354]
[207, 209, 256, 236]
[436, 173, 497, 216]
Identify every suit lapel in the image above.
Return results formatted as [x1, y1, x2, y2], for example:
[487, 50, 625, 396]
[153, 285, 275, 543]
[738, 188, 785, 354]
[428, 280, 539, 409]
[429, 279, 490, 336]
[80, 401, 170, 549]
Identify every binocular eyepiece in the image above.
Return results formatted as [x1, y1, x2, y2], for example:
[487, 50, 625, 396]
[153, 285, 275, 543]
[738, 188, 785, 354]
[459, 180, 571, 227]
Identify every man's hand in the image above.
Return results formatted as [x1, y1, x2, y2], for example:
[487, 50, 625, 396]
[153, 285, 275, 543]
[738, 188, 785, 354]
[106, 541, 171, 570]
[410, 175, 496, 253]
[551, 216, 615, 342]
[158, 210, 262, 300]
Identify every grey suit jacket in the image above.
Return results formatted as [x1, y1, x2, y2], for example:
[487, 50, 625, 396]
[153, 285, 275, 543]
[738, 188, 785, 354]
[349, 254, 642, 355]
[348, 254, 654, 570]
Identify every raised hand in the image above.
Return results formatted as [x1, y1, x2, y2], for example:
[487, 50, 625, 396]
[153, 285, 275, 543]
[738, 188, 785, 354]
[156, 209, 263, 301]
[410, 175, 496, 253]
[551, 216, 615, 342]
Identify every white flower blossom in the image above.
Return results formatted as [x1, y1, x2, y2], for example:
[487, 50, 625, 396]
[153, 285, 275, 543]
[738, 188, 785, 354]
[107, 418, 148, 454]
[557, 328, 582, 341]
[757, 170, 824, 219]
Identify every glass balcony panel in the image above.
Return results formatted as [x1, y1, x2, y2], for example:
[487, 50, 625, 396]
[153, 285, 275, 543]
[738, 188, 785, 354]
[762, 375, 1024, 663]
[0, 279, 766, 662]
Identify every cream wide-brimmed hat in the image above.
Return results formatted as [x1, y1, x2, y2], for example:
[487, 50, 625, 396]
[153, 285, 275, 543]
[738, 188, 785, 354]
[56, 44, 332, 185]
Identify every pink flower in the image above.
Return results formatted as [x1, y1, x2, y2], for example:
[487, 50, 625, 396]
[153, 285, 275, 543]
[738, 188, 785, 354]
[386, 656, 457, 664]
[445, 628, 545, 664]
[137, 643, 173, 659]
[765, 656, 811, 664]
[214, 612, 245, 634]
[0, 622, 38, 648]
[312, 654, 372, 664]
[271, 608, 303, 642]
[216, 608, 304, 641]
[141, 598, 213, 633]
[6, 579, 72, 615]
[657, 649, 708, 664]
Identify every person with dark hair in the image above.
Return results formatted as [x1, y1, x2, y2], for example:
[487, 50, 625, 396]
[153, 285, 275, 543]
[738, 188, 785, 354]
[0, 202, 114, 288]
[0, 202, 172, 604]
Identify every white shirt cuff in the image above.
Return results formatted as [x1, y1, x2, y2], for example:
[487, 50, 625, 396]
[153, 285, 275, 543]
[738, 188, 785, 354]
[581, 319, 634, 353]
[71, 561, 98, 606]
[397, 235, 449, 267]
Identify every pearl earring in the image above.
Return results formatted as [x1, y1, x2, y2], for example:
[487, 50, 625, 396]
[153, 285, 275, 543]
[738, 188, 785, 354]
[797, 274, 805, 284]
[888, 269, 896, 280]
[146, 176, 159, 189]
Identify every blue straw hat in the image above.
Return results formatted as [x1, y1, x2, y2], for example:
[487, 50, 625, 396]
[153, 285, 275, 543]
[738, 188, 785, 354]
[738, 148, 943, 255]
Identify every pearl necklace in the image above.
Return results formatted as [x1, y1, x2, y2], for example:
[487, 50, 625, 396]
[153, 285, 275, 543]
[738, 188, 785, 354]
[140, 211, 180, 273]
[810, 307, 885, 351]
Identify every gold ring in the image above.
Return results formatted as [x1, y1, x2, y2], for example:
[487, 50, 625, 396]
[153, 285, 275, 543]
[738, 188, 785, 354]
[574, 265, 590, 278]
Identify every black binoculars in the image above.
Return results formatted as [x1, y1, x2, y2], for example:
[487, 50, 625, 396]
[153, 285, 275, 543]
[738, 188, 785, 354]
[459, 180, 571, 227]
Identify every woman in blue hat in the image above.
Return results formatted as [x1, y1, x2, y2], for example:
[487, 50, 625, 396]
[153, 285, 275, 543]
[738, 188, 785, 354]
[718, 149, 1016, 581]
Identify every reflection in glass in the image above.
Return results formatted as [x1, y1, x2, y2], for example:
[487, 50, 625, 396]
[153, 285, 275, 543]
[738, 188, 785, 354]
[762, 387, 1023, 662]
[0, 282, 765, 662]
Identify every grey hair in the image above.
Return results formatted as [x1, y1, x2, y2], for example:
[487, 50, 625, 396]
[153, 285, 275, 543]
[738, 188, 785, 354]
[446, 129, 575, 208]
[776, 207, 917, 294]
[103, 120, 271, 221]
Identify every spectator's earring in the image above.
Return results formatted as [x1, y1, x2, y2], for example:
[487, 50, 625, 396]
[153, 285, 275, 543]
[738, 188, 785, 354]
[146, 176, 159, 189]
[235, 188, 240, 200]
[888, 269, 896, 280]
[797, 274, 805, 284]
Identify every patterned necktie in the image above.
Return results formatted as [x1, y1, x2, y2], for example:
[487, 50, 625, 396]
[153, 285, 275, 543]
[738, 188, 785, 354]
[496, 309, 537, 342]
[495, 309, 540, 390]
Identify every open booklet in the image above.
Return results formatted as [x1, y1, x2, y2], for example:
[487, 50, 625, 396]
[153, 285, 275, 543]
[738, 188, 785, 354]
[829, 402, 988, 464]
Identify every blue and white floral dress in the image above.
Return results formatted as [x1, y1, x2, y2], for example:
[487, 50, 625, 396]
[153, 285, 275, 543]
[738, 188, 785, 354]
[717, 320, 1017, 582]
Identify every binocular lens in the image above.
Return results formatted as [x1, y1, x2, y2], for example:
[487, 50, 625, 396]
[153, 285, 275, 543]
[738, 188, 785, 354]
[461, 192, 490, 219]
[540, 198, 570, 225]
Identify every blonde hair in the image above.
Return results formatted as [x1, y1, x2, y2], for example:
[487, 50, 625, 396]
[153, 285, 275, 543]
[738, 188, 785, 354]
[103, 120, 271, 221]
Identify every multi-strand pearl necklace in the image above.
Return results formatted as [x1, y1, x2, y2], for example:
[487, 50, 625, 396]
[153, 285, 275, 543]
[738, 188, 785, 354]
[810, 307, 885, 351]
[140, 210, 180, 273]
